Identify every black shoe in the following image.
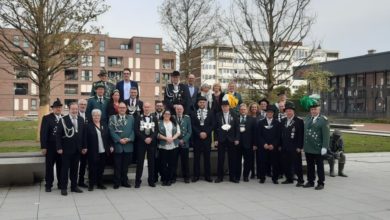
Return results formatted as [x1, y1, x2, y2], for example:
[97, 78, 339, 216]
[315, 184, 324, 190]
[230, 179, 239, 184]
[135, 182, 141, 188]
[303, 182, 315, 188]
[121, 183, 131, 188]
[88, 186, 94, 191]
[113, 184, 119, 189]
[214, 178, 223, 183]
[61, 189, 68, 196]
[205, 177, 213, 183]
[97, 184, 107, 190]
[296, 182, 304, 187]
[250, 174, 255, 179]
[272, 180, 279, 184]
[243, 177, 249, 182]
[281, 180, 293, 184]
[259, 179, 265, 184]
[184, 178, 190, 184]
[148, 182, 156, 187]
[71, 187, 83, 193]
[192, 177, 199, 182]
[78, 182, 88, 188]
[45, 188, 51, 192]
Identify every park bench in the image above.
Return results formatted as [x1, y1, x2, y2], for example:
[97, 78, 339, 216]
[0, 152, 45, 186]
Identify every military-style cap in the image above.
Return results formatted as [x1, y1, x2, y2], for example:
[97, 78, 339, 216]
[221, 100, 230, 106]
[95, 82, 105, 89]
[284, 102, 296, 111]
[51, 98, 63, 108]
[266, 105, 277, 113]
[197, 96, 207, 102]
[258, 98, 269, 105]
[309, 100, 320, 108]
[171, 71, 180, 77]
[98, 71, 107, 76]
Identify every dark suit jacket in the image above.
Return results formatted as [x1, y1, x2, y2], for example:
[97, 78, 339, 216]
[40, 113, 62, 150]
[280, 116, 304, 152]
[106, 101, 118, 118]
[211, 92, 224, 115]
[191, 109, 214, 143]
[152, 112, 164, 121]
[124, 98, 144, 117]
[116, 80, 139, 101]
[85, 122, 109, 160]
[257, 118, 281, 151]
[215, 111, 240, 143]
[163, 83, 189, 113]
[56, 115, 86, 155]
[187, 84, 199, 113]
[135, 114, 159, 145]
[238, 116, 256, 149]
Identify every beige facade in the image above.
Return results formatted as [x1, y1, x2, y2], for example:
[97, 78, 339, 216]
[0, 30, 175, 116]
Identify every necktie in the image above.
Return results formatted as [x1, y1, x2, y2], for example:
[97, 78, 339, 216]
[200, 109, 204, 121]
[72, 117, 78, 132]
[99, 98, 102, 103]
[132, 99, 135, 106]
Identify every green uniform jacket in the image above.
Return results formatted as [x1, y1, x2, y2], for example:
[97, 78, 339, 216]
[86, 96, 109, 124]
[303, 115, 330, 155]
[108, 115, 135, 153]
[174, 115, 192, 148]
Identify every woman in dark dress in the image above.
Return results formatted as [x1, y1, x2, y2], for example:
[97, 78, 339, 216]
[85, 109, 113, 191]
[107, 89, 120, 117]
[211, 82, 224, 116]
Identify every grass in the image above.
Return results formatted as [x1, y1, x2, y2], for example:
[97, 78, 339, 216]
[344, 133, 390, 153]
[0, 121, 37, 142]
[0, 146, 40, 153]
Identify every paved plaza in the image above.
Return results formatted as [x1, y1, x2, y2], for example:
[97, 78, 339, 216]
[0, 152, 389, 220]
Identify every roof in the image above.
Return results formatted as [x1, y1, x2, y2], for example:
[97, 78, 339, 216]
[296, 51, 390, 76]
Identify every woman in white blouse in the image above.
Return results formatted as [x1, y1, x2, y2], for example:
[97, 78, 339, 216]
[158, 110, 181, 186]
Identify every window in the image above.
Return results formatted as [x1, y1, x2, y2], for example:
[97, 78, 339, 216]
[348, 75, 356, 87]
[15, 68, 29, 79]
[80, 84, 92, 96]
[23, 38, 29, 48]
[100, 56, 105, 67]
[64, 84, 78, 95]
[387, 72, 390, 85]
[64, 69, 78, 80]
[155, 44, 160, 54]
[81, 55, 92, 67]
[81, 70, 93, 81]
[162, 73, 170, 82]
[376, 72, 384, 86]
[108, 71, 122, 82]
[135, 43, 141, 54]
[13, 35, 19, 46]
[155, 72, 160, 83]
[120, 44, 129, 50]
[31, 99, 37, 110]
[108, 57, 123, 67]
[99, 41, 105, 52]
[357, 74, 364, 87]
[162, 60, 173, 69]
[14, 83, 28, 95]
[64, 99, 77, 108]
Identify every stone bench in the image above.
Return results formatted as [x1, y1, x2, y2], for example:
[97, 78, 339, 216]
[0, 152, 45, 186]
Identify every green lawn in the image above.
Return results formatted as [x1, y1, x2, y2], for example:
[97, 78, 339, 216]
[0, 146, 40, 153]
[344, 133, 390, 153]
[0, 121, 37, 142]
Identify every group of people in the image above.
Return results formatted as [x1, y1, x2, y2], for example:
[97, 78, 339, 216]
[40, 69, 347, 196]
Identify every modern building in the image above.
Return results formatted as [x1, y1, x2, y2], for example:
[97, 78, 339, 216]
[0, 29, 176, 116]
[296, 51, 390, 118]
[182, 42, 339, 94]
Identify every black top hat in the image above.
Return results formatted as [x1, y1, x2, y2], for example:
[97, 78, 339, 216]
[266, 105, 277, 113]
[95, 82, 105, 89]
[221, 100, 230, 106]
[284, 102, 296, 111]
[197, 96, 207, 102]
[171, 71, 180, 77]
[51, 98, 63, 108]
[258, 98, 269, 105]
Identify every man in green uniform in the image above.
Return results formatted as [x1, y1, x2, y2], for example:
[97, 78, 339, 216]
[86, 82, 110, 125]
[90, 71, 115, 98]
[303, 101, 329, 190]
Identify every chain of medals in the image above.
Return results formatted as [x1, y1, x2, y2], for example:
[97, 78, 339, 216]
[165, 84, 182, 102]
[61, 117, 75, 138]
[110, 115, 127, 133]
[197, 109, 208, 126]
[140, 115, 155, 136]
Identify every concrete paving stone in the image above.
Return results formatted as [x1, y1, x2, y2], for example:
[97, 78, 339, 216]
[38, 207, 79, 219]
[205, 211, 252, 220]
[164, 215, 208, 220]
[367, 210, 390, 220]
[120, 205, 164, 219]
[80, 212, 123, 220]
[241, 209, 291, 220]
[332, 213, 383, 220]
[191, 204, 235, 215]
[77, 204, 117, 215]
[153, 204, 200, 218]
[38, 215, 81, 220]
[0, 209, 37, 220]
[297, 216, 337, 220]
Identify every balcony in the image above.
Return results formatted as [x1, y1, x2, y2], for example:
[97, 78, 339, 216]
[108, 57, 123, 68]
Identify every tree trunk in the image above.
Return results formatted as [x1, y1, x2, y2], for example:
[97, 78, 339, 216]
[36, 80, 50, 142]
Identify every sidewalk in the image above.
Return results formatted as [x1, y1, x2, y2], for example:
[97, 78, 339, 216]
[0, 152, 390, 220]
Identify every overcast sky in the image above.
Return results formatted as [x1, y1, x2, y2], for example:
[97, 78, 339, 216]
[98, 0, 390, 58]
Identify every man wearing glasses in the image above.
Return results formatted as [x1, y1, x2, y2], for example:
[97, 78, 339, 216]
[116, 68, 139, 102]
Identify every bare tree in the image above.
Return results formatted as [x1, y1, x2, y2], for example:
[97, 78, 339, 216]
[159, 0, 220, 77]
[0, 0, 109, 140]
[224, 0, 315, 98]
